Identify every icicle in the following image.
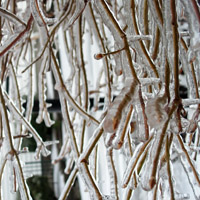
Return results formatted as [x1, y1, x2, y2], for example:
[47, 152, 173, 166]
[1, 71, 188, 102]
[36, 53, 54, 127]
[34, 144, 50, 159]
[35, 140, 58, 159]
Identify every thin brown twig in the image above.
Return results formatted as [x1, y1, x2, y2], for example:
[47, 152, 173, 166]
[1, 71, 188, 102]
[0, 15, 33, 57]
[138, 85, 149, 140]
[150, 101, 179, 189]
[115, 105, 133, 149]
[170, 0, 180, 100]
[143, 0, 150, 49]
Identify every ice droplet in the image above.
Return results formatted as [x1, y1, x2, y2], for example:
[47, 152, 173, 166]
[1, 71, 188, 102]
[146, 96, 167, 129]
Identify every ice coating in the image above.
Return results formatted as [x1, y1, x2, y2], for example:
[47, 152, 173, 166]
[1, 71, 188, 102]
[146, 96, 168, 129]
[103, 79, 138, 133]
[0, 1, 200, 199]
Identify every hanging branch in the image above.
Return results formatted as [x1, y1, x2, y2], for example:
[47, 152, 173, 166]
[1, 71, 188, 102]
[165, 134, 175, 200]
[0, 1, 200, 199]
[131, 0, 159, 79]
[170, 0, 180, 100]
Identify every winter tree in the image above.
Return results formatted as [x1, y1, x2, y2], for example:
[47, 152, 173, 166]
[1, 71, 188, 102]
[0, 0, 200, 199]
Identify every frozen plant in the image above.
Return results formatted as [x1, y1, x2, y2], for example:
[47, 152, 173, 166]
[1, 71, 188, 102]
[0, 0, 200, 200]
